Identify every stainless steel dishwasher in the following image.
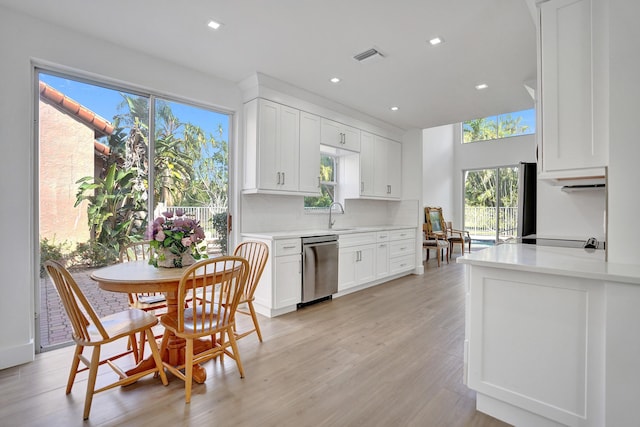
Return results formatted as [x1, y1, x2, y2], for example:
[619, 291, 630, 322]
[300, 235, 339, 304]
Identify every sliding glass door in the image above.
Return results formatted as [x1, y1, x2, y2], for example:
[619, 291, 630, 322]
[37, 71, 230, 350]
[463, 166, 519, 245]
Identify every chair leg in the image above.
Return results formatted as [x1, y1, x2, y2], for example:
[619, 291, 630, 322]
[436, 248, 441, 267]
[227, 329, 245, 378]
[248, 302, 263, 342]
[146, 329, 168, 386]
[184, 339, 194, 404]
[218, 330, 226, 363]
[83, 346, 101, 420]
[137, 331, 146, 363]
[66, 345, 83, 394]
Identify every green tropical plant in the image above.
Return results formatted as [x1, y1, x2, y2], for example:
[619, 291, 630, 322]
[74, 162, 145, 263]
[74, 94, 229, 265]
[39, 237, 70, 277]
[211, 212, 228, 255]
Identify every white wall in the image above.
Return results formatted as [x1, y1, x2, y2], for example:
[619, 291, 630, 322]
[241, 195, 416, 232]
[0, 7, 243, 368]
[423, 125, 455, 218]
[536, 182, 606, 241]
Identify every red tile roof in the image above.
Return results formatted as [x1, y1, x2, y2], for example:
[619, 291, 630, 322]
[39, 81, 115, 136]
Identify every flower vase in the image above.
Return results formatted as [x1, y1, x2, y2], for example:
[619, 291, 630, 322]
[157, 248, 196, 268]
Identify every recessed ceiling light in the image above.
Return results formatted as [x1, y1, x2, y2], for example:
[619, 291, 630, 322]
[429, 37, 443, 46]
[207, 20, 221, 30]
[390, 106, 399, 111]
[475, 83, 489, 90]
[330, 77, 341, 83]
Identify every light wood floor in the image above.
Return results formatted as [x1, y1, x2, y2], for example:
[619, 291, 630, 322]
[0, 257, 510, 427]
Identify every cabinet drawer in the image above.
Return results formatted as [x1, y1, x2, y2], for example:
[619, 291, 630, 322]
[275, 239, 301, 256]
[390, 239, 415, 258]
[389, 229, 415, 241]
[376, 231, 390, 242]
[339, 232, 376, 248]
[390, 254, 415, 275]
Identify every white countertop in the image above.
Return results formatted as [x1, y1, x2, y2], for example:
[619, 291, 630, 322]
[457, 243, 640, 285]
[242, 225, 416, 240]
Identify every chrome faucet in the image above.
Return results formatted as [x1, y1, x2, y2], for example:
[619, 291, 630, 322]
[328, 201, 345, 229]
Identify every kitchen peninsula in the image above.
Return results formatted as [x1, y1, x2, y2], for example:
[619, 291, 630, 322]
[458, 243, 640, 427]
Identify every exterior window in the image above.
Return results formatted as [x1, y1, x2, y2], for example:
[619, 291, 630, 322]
[462, 108, 535, 143]
[304, 154, 337, 210]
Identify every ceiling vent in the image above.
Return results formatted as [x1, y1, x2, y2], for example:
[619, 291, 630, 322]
[353, 48, 384, 62]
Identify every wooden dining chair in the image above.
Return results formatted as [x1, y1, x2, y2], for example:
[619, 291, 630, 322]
[120, 241, 167, 362]
[232, 241, 269, 342]
[159, 256, 249, 403]
[44, 260, 168, 420]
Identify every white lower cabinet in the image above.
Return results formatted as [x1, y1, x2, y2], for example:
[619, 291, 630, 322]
[338, 233, 376, 292]
[250, 237, 301, 317]
[338, 228, 416, 292]
[389, 229, 416, 275]
[274, 253, 301, 309]
[247, 227, 416, 316]
[375, 231, 390, 279]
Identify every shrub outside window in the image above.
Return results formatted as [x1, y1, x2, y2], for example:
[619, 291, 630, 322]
[304, 154, 337, 210]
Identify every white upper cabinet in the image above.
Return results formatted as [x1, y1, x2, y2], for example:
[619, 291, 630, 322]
[299, 112, 322, 194]
[538, 0, 608, 177]
[320, 118, 360, 152]
[359, 132, 376, 197]
[243, 98, 319, 196]
[358, 132, 401, 199]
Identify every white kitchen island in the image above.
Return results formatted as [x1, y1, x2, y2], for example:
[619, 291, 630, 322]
[458, 244, 640, 427]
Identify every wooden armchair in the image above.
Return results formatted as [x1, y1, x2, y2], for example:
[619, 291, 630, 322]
[446, 221, 472, 255]
[423, 207, 449, 267]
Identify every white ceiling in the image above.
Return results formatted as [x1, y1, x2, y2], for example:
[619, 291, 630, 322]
[0, 0, 537, 130]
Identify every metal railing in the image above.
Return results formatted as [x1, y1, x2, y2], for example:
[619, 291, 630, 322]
[157, 205, 227, 240]
[464, 206, 518, 240]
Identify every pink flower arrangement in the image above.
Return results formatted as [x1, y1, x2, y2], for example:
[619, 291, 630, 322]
[147, 209, 207, 267]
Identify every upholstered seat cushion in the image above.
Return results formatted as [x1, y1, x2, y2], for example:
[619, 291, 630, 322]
[423, 239, 449, 248]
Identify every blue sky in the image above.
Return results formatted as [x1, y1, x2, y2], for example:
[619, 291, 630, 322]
[39, 72, 230, 142]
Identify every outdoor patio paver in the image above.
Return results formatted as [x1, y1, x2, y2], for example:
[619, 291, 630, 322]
[39, 267, 129, 349]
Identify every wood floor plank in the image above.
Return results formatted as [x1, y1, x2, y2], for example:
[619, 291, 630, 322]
[0, 257, 511, 426]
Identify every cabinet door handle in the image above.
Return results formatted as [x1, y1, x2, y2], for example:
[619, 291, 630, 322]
[341, 132, 345, 144]
[277, 171, 281, 185]
[299, 260, 302, 274]
[387, 184, 391, 194]
[283, 245, 297, 249]
[282, 172, 285, 185]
